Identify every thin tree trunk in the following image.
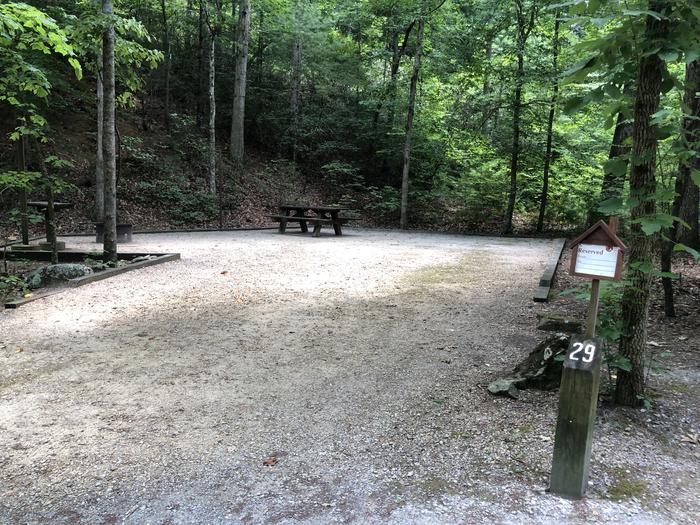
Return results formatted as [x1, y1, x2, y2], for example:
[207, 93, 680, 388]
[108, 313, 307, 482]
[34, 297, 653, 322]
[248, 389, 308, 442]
[95, 59, 105, 222]
[536, 14, 560, 233]
[208, 32, 217, 193]
[615, 3, 669, 407]
[256, 7, 265, 86]
[386, 22, 416, 131]
[160, 0, 171, 131]
[399, 19, 425, 230]
[102, 0, 118, 262]
[291, 0, 303, 164]
[481, 41, 492, 135]
[230, 0, 250, 161]
[674, 60, 700, 247]
[197, 0, 204, 127]
[32, 142, 58, 265]
[16, 137, 29, 245]
[661, 234, 675, 317]
[502, 0, 535, 235]
[661, 59, 700, 317]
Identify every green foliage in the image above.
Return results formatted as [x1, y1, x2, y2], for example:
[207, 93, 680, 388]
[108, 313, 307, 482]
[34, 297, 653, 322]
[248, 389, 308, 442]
[0, 274, 28, 300]
[135, 177, 218, 225]
[83, 255, 115, 271]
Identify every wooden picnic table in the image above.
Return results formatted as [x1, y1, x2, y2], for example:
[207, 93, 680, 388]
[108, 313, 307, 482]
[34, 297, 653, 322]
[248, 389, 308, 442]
[270, 204, 354, 237]
[28, 200, 73, 249]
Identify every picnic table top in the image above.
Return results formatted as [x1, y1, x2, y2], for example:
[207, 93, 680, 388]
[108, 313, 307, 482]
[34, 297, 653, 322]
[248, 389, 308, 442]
[279, 203, 349, 212]
[27, 201, 73, 211]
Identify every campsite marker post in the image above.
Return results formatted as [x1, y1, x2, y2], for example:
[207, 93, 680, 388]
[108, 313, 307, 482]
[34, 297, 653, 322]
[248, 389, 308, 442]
[549, 218, 626, 499]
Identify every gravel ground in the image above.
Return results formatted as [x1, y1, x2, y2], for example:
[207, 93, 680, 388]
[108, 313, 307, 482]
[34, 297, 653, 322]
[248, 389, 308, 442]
[0, 229, 698, 524]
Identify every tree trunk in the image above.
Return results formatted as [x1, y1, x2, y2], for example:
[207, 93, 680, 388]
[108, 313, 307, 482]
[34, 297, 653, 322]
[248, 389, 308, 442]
[615, 3, 669, 407]
[160, 0, 171, 131]
[95, 57, 105, 222]
[31, 141, 58, 264]
[481, 41, 492, 135]
[16, 137, 29, 245]
[291, 0, 303, 164]
[674, 60, 700, 247]
[661, 234, 675, 317]
[536, 13, 560, 233]
[230, 0, 250, 161]
[661, 60, 700, 317]
[502, 1, 535, 235]
[399, 19, 425, 230]
[590, 87, 635, 226]
[196, 0, 204, 127]
[102, 0, 118, 263]
[207, 31, 217, 194]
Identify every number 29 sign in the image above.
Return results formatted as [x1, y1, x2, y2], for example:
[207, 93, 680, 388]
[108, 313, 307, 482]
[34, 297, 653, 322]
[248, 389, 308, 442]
[564, 336, 602, 371]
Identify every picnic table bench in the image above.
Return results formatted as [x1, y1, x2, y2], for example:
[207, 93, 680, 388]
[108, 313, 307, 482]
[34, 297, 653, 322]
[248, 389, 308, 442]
[270, 204, 356, 237]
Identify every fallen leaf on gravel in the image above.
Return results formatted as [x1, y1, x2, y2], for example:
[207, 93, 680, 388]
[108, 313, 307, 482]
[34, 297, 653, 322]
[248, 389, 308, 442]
[680, 433, 699, 445]
[678, 335, 688, 341]
[647, 341, 662, 347]
[263, 456, 278, 467]
[15, 347, 24, 353]
[23, 293, 33, 298]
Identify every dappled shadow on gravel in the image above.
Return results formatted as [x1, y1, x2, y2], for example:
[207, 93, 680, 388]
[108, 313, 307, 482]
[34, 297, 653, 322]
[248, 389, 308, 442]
[0, 230, 697, 524]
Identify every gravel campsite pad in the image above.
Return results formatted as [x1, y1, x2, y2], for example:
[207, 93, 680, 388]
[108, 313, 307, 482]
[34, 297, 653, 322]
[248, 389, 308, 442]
[1, 229, 698, 524]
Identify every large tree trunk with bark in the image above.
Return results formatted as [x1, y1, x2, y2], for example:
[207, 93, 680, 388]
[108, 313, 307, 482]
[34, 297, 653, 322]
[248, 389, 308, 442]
[399, 18, 425, 230]
[615, 3, 669, 407]
[102, 0, 118, 262]
[230, 0, 250, 161]
[536, 13, 559, 233]
[502, 0, 535, 235]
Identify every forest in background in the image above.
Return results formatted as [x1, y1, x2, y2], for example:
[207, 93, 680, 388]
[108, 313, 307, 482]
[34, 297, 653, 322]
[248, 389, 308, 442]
[1, 0, 700, 407]
[2, 0, 697, 236]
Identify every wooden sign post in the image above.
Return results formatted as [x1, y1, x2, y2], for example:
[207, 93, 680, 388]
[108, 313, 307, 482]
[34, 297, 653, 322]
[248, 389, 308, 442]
[550, 218, 626, 499]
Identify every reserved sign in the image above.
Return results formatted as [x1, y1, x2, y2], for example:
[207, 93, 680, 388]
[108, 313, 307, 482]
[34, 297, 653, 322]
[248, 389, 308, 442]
[574, 243, 620, 279]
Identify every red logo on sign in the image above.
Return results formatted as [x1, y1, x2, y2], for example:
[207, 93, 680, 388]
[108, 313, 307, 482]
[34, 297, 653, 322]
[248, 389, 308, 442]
[605, 245, 613, 252]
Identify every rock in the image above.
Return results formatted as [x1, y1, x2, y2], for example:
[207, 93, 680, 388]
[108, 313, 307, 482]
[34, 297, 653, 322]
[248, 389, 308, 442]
[26, 264, 93, 289]
[537, 314, 582, 334]
[487, 334, 571, 399]
[130, 255, 157, 264]
[487, 378, 523, 399]
[512, 333, 570, 390]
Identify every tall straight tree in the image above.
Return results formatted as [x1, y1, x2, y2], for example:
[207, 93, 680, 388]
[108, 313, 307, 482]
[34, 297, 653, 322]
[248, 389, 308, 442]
[502, 0, 536, 235]
[230, 0, 250, 161]
[290, 0, 304, 164]
[399, 18, 424, 230]
[674, 59, 700, 247]
[536, 12, 560, 233]
[204, 1, 222, 194]
[615, 2, 670, 407]
[95, 48, 104, 221]
[160, 0, 171, 131]
[102, 0, 117, 262]
[661, 59, 700, 317]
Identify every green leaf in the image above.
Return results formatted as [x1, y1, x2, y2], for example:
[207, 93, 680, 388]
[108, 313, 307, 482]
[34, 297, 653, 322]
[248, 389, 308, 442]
[597, 197, 626, 214]
[673, 243, 700, 260]
[691, 170, 700, 188]
[603, 157, 628, 177]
